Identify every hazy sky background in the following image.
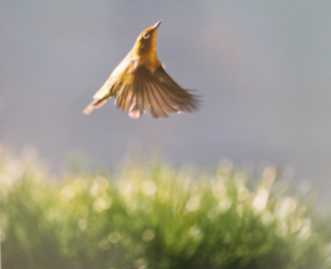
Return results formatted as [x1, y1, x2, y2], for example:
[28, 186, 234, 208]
[1, 1, 331, 197]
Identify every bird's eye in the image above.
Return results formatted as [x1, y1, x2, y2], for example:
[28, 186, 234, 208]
[143, 33, 150, 39]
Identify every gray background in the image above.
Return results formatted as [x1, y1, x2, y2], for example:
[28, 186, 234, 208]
[1, 1, 331, 198]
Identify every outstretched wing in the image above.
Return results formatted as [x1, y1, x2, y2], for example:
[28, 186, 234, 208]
[115, 65, 200, 119]
[82, 55, 135, 115]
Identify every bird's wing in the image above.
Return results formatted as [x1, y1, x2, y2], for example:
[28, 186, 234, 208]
[114, 65, 199, 119]
[92, 77, 113, 101]
[92, 56, 132, 101]
[83, 56, 136, 115]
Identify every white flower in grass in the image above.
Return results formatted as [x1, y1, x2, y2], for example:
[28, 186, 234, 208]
[218, 199, 232, 212]
[212, 180, 226, 197]
[90, 181, 101, 197]
[60, 185, 76, 201]
[208, 198, 232, 220]
[235, 177, 250, 202]
[142, 180, 156, 196]
[252, 188, 270, 213]
[0, 159, 25, 187]
[90, 181, 99, 197]
[90, 177, 109, 198]
[93, 196, 112, 213]
[188, 225, 202, 241]
[185, 195, 201, 212]
[298, 219, 311, 240]
[120, 181, 134, 200]
[276, 197, 297, 220]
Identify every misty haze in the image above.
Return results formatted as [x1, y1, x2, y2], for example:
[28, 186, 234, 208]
[1, 0, 331, 199]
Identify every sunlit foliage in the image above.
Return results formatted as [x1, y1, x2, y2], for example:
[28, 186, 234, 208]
[0, 150, 330, 269]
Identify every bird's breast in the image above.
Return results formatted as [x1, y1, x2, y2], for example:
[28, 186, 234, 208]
[139, 56, 160, 73]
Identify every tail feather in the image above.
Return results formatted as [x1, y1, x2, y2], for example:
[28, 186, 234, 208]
[82, 98, 108, 115]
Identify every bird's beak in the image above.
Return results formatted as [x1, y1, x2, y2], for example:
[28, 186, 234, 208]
[151, 20, 162, 30]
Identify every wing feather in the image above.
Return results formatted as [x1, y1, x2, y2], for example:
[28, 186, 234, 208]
[88, 64, 200, 118]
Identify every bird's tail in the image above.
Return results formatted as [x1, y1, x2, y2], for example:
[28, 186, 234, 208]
[82, 97, 108, 115]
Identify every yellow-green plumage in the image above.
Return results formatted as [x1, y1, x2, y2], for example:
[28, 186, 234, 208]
[83, 21, 199, 119]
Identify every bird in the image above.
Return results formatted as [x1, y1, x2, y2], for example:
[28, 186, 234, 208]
[83, 21, 199, 119]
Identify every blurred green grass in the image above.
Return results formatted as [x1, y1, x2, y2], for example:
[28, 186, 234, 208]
[0, 149, 330, 269]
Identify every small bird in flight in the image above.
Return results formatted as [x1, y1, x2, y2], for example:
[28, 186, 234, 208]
[83, 21, 199, 119]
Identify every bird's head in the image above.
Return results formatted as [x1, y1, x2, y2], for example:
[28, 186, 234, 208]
[132, 21, 161, 57]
